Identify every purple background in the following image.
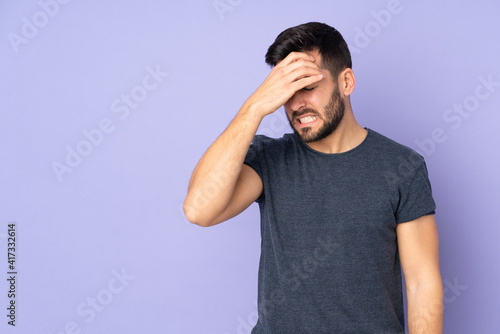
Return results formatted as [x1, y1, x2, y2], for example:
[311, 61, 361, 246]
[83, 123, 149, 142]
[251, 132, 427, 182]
[1, 1, 499, 333]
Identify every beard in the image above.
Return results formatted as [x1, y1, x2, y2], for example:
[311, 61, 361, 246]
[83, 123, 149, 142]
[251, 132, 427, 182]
[287, 86, 345, 143]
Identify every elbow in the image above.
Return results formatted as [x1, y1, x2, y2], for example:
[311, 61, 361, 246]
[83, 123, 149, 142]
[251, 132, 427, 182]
[183, 200, 213, 227]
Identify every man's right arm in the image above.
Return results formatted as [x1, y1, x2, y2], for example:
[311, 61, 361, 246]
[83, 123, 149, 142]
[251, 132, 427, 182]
[183, 52, 324, 227]
[183, 103, 264, 227]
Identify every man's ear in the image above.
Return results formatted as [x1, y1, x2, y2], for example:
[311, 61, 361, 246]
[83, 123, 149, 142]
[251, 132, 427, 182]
[339, 68, 355, 96]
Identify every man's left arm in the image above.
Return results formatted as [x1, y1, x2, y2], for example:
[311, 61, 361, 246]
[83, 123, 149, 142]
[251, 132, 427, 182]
[397, 214, 444, 334]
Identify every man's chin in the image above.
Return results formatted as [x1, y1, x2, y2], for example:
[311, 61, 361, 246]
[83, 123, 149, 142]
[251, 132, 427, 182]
[294, 124, 336, 143]
[294, 127, 320, 143]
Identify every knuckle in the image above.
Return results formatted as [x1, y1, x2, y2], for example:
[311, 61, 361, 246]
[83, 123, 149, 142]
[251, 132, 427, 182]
[275, 67, 285, 75]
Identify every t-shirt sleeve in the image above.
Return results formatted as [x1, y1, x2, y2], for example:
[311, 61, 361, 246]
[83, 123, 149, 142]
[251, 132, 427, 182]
[243, 135, 264, 203]
[395, 161, 436, 224]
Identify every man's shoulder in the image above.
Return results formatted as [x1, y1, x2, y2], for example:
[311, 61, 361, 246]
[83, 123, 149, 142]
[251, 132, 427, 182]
[367, 128, 425, 162]
[370, 130, 425, 170]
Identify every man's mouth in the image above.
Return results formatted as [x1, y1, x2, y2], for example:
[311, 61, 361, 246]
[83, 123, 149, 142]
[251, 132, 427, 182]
[294, 112, 319, 128]
[298, 115, 318, 124]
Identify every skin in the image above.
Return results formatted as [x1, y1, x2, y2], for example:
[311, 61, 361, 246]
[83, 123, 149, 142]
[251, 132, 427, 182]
[398, 214, 444, 333]
[183, 49, 443, 333]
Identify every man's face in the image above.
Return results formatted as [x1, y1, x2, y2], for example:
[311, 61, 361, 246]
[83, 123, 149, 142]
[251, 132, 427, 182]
[283, 50, 345, 143]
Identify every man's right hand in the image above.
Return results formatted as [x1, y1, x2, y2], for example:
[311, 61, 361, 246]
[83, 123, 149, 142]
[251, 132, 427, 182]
[244, 52, 324, 117]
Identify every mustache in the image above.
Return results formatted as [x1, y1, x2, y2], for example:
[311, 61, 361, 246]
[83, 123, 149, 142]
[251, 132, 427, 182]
[292, 108, 319, 119]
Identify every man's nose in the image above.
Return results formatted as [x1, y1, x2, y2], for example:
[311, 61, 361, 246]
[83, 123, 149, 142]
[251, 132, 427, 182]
[287, 92, 306, 112]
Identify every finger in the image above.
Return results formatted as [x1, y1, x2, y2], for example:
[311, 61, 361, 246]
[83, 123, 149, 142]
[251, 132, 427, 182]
[277, 52, 315, 67]
[285, 58, 320, 72]
[290, 73, 324, 90]
[286, 65, 324, 83]
[273, 59, 321, 79]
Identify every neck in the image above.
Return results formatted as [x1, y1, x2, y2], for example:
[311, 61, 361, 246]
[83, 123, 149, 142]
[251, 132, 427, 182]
[305, 108, 367, 154]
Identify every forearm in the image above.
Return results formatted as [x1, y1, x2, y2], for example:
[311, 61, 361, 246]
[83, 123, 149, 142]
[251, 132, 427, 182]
[407, 280, 444, 334]
[183, 102, 263, 225]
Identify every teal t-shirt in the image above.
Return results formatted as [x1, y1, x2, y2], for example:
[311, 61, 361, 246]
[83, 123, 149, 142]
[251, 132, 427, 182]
[244, 128, 436, 333]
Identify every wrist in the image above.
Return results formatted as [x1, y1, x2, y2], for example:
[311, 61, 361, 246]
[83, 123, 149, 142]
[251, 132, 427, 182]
[239, 99, 267, 123]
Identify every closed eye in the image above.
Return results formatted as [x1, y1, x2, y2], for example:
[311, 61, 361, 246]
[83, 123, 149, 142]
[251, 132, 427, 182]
[302, 87, 315, 91]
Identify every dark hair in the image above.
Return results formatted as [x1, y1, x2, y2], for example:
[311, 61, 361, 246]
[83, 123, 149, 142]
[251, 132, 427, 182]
[265, 22, 352, 79]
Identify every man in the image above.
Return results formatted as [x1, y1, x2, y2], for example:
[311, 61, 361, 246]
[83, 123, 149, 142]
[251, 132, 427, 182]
[184, 22, 443, 333]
